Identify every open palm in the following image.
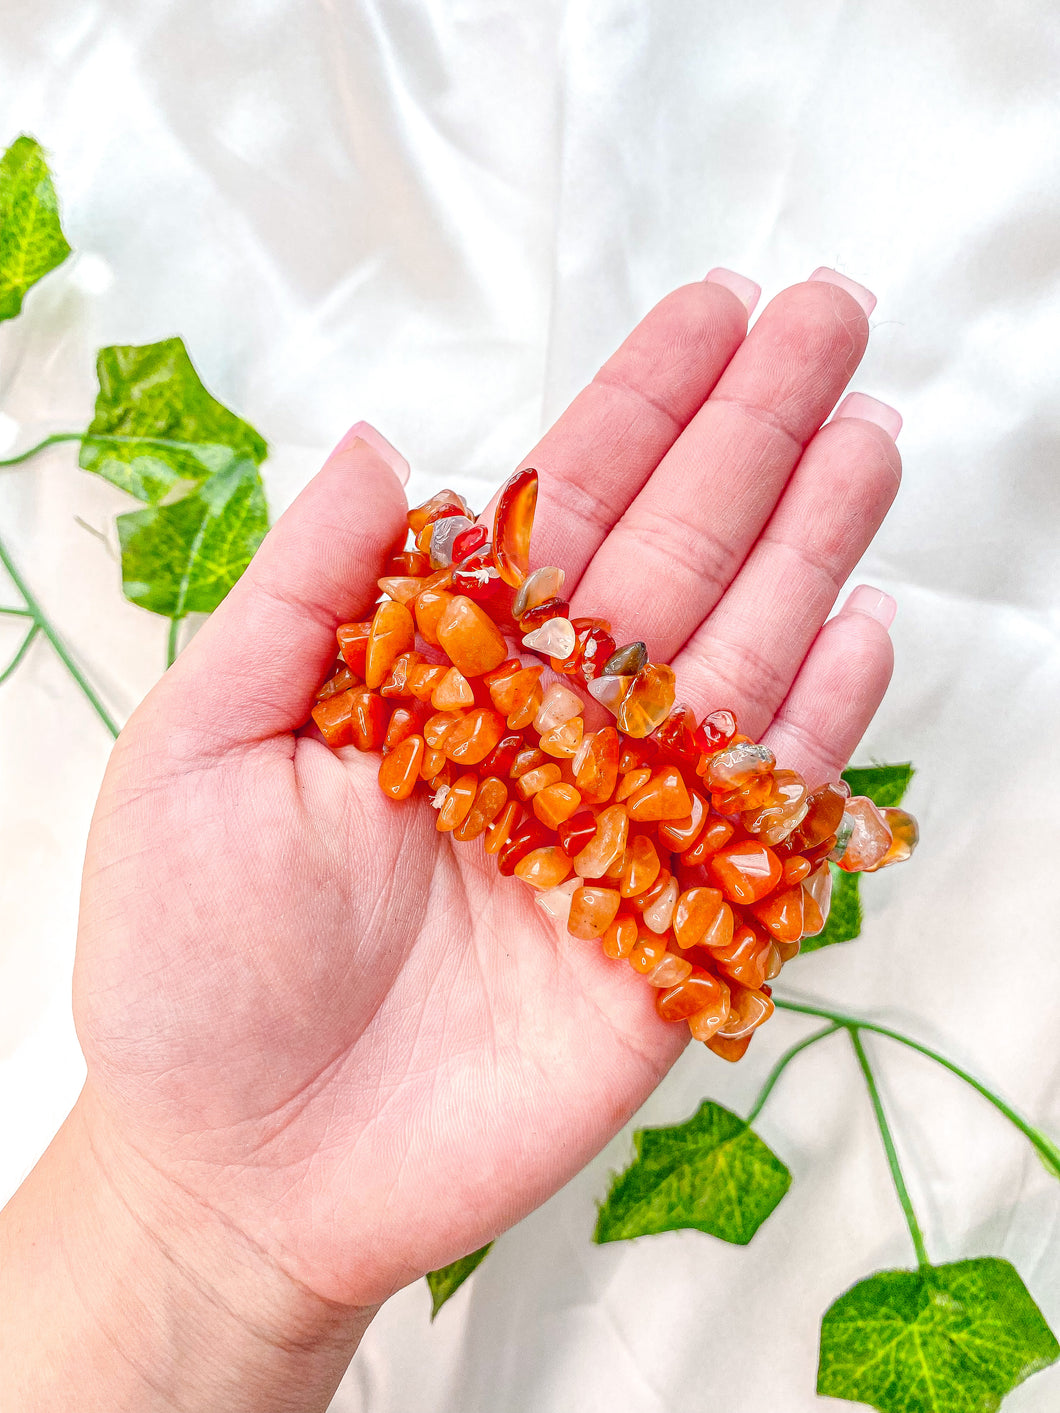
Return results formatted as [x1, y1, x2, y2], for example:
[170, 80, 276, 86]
[73, 272, 901, 1310]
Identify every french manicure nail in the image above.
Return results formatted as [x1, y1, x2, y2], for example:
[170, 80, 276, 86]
[843, 584, 897, 629]
[833, 392, 902, 441]
[809, 267, 876, 317]
[705, 267, 761, 315]
[337, 420, 410, 485]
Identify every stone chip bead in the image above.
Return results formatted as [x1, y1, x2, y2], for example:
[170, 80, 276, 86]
[437, 595, 509, 677]
[687, 978, 733, 1041]
[615, 767, 652, 802]
[627, 766, 692, 822]
[515, 846, 572, 890]
[365, 600, 417, 689]
[672, 887, 727, 949]
[682, 814, 735, 867]
[431, 667, 475, 710]
[716, 983, 774, 1040]
[573, 726, 620, 805]
[407, 663, 448, 701]
[713, 926, 772, 990]
[523, 616, 577, 660]
[558, 811, 598, 857]
[436, 773, 479, 831]
[620, 834, 662, 898]
[413, 586, 455, 646]
[383, 704, 419, 749]
[616, 664, 677, 738]
[311, 689, 357, 747]
[701, 740, 775, 791]
[533, 782, 583, 829]
[492, 465, 538, 587]
[336, 620, 372, 677]
[535, 876, 581, 926]
[429, 513, 476, 568]
[406, 488, 472, 536]
[518, 596, 570, 632]
[349, 687, 388, 750]
[792, 781, 848, 849]
[658, 790, 708, 854]
[377, 575, 424, 605]
[642, 874, 680, 934]
[444, 708, 507, 765]
[316, 664, 357, 701]
[515, 763, 563, 799]
[742, 769, 809, 845]
[573, 803, 629, 878]
[378, 734, 425, 799]
[629, 937, 668, 975]
[485, 661, 542, 715]
[512, 565, 565, 620]
[709, 840, 783, 905]
[587, 672, 635, 716]
[568, 885, 623, 939]
[696, 708, 737, 754]
[602, 914, 639, 959]
[381, 650, 426, 698]
[833, 795, 893, 872]
[751, 884, 805, 943]
[539, 718, 584, 758]
[657, 968, 729, 1024]
[534, 681, 584, 732]
[645, 953, 693, 989]
[454, 776, 509, 841]
[869, 807, 919, 870]
[602, 641, 648, 677]
[484, 800, 522, 856]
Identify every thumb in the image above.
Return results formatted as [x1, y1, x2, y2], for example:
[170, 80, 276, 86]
[145, 423, 409, 751]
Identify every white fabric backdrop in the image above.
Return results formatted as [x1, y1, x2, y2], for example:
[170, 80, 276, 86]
[2, 1, 1059, 1408]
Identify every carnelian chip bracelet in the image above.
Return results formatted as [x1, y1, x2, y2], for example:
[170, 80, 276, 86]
[310, 468, 918, 1061]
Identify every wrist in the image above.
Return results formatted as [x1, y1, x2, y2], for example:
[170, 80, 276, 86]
[0, 1087, 375, 1413]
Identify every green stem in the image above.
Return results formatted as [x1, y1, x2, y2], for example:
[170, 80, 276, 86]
[747, 1024, 842, 1124]
[0, 535, 120, 738]
[0, 623, 39, 685]
[773, 997, 1060, 1175]
[0, 604, 33, 615]
[849, 1027, 931, 1272]
[0, 431, 231, 469]
[0, 432, 85, 466]
[166, 616, 180, 669]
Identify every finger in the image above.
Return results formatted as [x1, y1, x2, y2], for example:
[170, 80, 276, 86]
[673, 395, 902, 737]
[761, 588, 896, 788]
[146, 425, 409, 752]
[482, 274, 757, 585]
[571, 272, 876, 659]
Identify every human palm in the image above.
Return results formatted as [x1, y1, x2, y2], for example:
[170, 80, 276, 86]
[73, 272, 902, 1310]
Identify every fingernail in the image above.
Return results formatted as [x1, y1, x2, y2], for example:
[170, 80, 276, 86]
[833, 392, 902, 441]
[843, 584, 897, 629]
[705, 267, 761, 315]
[337, 420, 410, 486]
[809, 267, 876, 317]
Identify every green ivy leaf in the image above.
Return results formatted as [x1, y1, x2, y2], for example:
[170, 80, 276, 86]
[116, 458, 268, 618]
[0, 135, 72, 321]
[842, 762, 915, 809]
[81, 338, 268, 503]
[800, 864, 862, 954]
[818, 1259, 1059, 1412]
[426, 1244, 493, 1319]
[593, 1100, 790, 1246]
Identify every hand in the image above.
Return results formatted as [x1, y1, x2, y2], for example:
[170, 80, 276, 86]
[3, 270, 902, 1408]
